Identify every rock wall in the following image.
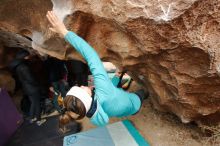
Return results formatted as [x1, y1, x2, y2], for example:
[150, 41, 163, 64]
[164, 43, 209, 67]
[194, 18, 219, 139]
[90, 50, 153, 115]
[0, 0, 220, 124]
[0, 70, 15, 94]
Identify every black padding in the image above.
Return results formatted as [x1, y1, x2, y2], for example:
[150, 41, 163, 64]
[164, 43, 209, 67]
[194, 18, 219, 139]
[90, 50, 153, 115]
[7, 116, 81, 146]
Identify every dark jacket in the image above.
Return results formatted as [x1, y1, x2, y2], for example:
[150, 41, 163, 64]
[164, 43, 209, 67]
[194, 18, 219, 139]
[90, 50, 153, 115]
[44, 57, 67, 83]
[11, 59, 40, 95]
[67, 59, 89, 74]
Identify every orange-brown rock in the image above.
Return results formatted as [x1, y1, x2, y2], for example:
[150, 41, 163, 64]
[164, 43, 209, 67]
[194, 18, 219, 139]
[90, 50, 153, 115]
[0, 70, 15, 94]
[0, 0, 220, 124]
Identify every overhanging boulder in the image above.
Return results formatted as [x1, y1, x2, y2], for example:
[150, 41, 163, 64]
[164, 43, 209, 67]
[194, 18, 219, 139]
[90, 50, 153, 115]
[0, 0, 220, 124]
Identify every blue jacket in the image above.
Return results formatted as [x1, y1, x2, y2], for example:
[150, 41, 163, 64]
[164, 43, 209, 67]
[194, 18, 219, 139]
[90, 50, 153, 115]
[65, 31, 141, 126]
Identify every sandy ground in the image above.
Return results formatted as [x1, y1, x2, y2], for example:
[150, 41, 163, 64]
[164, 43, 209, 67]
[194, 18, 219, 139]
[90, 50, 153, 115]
[78, 100, 219, 146]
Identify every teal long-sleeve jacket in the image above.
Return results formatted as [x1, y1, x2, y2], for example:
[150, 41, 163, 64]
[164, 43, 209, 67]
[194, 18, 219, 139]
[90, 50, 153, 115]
[64, 31, 141, 126]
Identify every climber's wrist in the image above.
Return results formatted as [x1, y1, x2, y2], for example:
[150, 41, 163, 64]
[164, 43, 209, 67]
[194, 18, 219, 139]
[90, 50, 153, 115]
[60, 29, 68, 38]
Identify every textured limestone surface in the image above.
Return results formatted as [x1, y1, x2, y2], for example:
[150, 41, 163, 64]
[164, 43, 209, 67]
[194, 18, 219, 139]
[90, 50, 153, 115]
[0, 0, 220, 124]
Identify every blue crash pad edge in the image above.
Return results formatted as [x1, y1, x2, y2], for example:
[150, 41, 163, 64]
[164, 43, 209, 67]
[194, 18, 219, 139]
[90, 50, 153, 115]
[123, 120, 150, 146]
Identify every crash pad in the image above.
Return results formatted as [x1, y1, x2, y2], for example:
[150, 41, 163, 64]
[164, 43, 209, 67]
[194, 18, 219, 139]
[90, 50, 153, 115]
[64, 120, 150, 146]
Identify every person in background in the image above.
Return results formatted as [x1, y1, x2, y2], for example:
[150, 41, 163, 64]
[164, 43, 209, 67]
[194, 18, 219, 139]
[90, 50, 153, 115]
[9, 50, 46, 126]
[45, 57, 69, 113]
[46, 11, 149, 129]
[66, 59, 89, 87]
[28, 54, 50, 115]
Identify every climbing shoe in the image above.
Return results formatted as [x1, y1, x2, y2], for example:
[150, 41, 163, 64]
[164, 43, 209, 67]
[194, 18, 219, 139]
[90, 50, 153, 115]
[135, 89, 149, 103]
[36, 119, 47, 126]
[29, 117, 37, 124]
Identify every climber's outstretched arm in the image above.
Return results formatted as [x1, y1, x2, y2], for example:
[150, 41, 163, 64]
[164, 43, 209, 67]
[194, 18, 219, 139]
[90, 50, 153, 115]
[46, 11, 112, 92]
